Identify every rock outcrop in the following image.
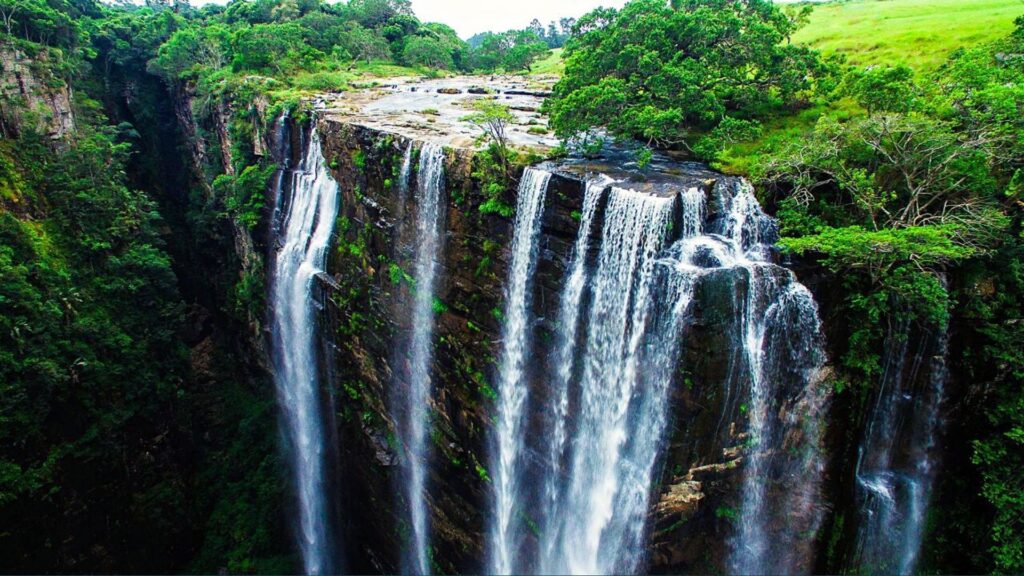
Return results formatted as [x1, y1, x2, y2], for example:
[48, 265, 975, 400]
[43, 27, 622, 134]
[0, 45, 74, 140]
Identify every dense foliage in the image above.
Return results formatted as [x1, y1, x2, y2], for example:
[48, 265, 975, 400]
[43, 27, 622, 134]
[758, 19, 1024, 572]
[546, 0, 831, 150]
[467, 28, 549, 73]
[0, 92, 192, 570]
[0, 0, 293, 571]
[1, 0, 1022, 572]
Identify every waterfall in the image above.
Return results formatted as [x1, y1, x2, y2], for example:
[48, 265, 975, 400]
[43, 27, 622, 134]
[541, 175, 612, 570]
[269, 127, 340, 576]
[483, 169, 828, 575]
[711, 180, 828, 576]
[543, 187, 679, 575]
[396, 142, 447, 576]
[852, 312, 948, 574]
[397, 140, 414, 213]
[489, 167, 552, 576]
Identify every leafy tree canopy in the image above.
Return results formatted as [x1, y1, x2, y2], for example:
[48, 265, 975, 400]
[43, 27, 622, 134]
[546, 0, 831, 150]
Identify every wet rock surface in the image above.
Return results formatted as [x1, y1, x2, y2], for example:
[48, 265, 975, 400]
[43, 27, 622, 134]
[319, 75, 559, 150]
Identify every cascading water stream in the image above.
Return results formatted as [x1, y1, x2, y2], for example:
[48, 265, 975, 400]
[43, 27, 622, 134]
[397, 141, 414, 214]
[711, 180, 827, 576]
[545, 187, 678, 575]
[541, 175, 613, 570]
[486, 170, 827, 575]
[269, 126, 340, 576]
[489, 168, 552, 576]
[399, 142, 447, 576]
[851, 309, 948, 574]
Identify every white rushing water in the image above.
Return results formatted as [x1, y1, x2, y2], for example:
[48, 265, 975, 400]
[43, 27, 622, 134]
[544, 187, 679, 575]
[269, 127, 340, 576]
[489, 167, 552, 576]
[487, 171, 827, 575]
[711, 180, 828, 576]
[852, 312, 948, 574]
[397, 140, 414, 212]
[402, 142, 447, 576]
[541, 175, 612, 569]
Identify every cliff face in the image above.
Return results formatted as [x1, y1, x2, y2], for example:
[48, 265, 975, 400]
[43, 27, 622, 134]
[293, 107, 828, 573]
[0, 45, 74, 140]
[253, 78, 955, 575]
[313, 117, 518, 573]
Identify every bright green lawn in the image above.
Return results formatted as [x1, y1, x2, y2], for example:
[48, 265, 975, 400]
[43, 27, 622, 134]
[792, 0, 1024, 72]
[530, 48, 565, 76]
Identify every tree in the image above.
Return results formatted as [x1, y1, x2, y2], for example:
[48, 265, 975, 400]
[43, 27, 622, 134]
[462, 99, 515, 174]
[546, 0, 829, 152]
[846, 64, 918, 114]
[470, 29, 547, 73]
[760, 113, 1001, 232]
[147, 24, 230, 82]
[337, 22, 390, 64]
[502, 30, 547, 71]
[230, 22, 320, 73]
[401, 35, 453, 70]
[0, 1, 18, 38]
[348, 0, 411, 29]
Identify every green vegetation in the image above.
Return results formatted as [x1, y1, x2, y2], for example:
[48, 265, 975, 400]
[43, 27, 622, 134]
[1, 0, 1023, 572]
[792, 0, 1023, 72]
[549, 1, 1023, 571]
[760, 21, 1024, 573]
[469, 29, 549, 73]
[529, 47, 564, 76]
[468, 17, 573, 73]
[546, 0, 831, 151]
[0, 114, 193, 569]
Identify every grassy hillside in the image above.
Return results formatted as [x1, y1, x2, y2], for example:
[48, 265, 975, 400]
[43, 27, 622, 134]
[532, 1, 1024, 79]
[791, 0, 1024, 71]
[530, 48, 565, 76]
[712, 0, 1024, 174]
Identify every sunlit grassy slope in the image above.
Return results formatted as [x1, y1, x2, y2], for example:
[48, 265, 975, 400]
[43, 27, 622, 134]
[508, 0, 1024, 173]
[530, 48, 565, 76]
[529, 1, 1024, 79]
[792, 0, 1024, 72]
[716, 0, 1024, 174]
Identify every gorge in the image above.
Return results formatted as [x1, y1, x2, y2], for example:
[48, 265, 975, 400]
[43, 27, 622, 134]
[2, 0, 1021, 574]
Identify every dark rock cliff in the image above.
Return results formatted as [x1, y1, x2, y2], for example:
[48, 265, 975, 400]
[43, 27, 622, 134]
[248, 87, 960, 571]
[279, 112, 840, 573]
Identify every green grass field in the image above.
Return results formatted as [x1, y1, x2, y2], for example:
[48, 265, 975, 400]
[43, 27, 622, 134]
[717, 0, 1024, 174]
[530, 0, 1024, 78]
[792, 0, 1024, 72]
[530, 48, 565, 76]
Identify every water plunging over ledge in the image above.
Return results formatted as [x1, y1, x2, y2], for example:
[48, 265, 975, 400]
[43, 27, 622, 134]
[258, 84, 956, 576]
[489, 167, 552, 576]
[851, 317, 948, 574]
[485, 155, 829, 575]
[269, 126, 340, 575]
[400, 142, 448, 575]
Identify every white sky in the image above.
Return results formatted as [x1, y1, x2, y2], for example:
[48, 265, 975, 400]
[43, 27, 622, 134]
[180, 0, 811, 40]
[410, 0, 628, 39]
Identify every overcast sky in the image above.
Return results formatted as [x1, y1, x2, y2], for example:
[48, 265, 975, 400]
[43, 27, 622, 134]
[410, 0, 628, 38]
[181, 0, 811, 40]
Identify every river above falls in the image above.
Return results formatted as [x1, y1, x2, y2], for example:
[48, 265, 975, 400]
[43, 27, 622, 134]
[318, 75, 560, 149]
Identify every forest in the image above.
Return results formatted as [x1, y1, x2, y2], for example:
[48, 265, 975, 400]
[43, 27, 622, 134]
[0, 0, 1021, 573]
